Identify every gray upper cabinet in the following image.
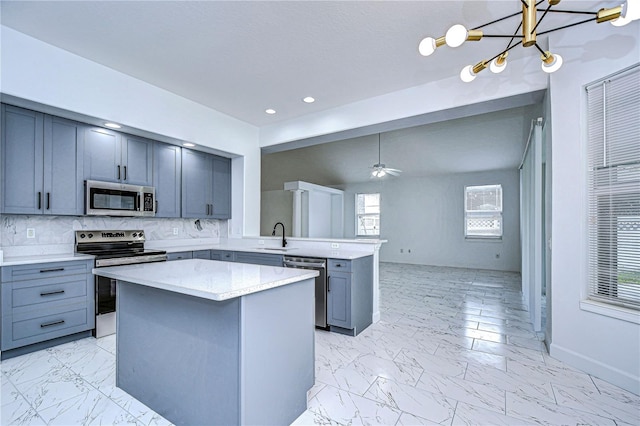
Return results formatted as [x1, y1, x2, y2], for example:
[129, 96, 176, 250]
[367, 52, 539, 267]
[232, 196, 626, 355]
[153, 143, 182, 217]
[212, 156, 231, 219]
[82, 128, 153, 186]
[1, 105, 83, 215]
[182, 149, 232, 220]
[182, 149, 213, 219]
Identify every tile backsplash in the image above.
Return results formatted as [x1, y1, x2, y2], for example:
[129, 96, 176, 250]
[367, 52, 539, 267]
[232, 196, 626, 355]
[1, 215, 227, 247]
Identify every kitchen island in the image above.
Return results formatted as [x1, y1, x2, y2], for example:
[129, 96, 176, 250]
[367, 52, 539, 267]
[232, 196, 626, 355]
[93, 259, 318, 426]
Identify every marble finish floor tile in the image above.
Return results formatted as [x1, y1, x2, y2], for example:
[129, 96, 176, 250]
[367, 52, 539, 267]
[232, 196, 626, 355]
[1, 262, 637, 426]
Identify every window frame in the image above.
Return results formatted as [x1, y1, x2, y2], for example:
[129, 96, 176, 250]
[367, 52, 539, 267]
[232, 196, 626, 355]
[355, 193, 380, 237]
[464, 184, 503, 239]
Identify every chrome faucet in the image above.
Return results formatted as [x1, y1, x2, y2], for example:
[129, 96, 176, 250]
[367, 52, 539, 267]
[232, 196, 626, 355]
[272, 222, 287, 247]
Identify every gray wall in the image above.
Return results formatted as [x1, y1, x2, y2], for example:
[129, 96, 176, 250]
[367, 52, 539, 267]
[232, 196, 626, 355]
[260, 190, 293, 236]
[336, 169, 521, 272]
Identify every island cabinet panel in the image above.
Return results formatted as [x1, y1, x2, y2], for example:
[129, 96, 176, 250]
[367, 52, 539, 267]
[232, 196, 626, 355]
[0, 260, 95, 353]
[1, 105, 83, 215]
[181, 148, 232, 220]
[82, 128, 153, 186]
[192, 250, 211, 260]
[116, 277, 314, 426]
[153, 142, 182, 217]
[327, 256, 373, 336]
[234, 252, 283, 266]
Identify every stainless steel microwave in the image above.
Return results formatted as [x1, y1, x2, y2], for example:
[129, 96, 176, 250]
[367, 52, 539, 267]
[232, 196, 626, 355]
[85, 180, 155, 217]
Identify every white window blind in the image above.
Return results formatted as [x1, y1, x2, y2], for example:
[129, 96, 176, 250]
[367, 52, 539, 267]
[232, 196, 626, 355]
[465, 184, 503, 238]
[586, 65, 640, 310]
[356, 193, 380, 236]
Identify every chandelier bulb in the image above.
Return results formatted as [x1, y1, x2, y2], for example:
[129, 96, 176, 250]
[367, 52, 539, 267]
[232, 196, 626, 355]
[611, 0, 640, 26]
[418, 37, 437, 56]
[445, 24, 468, 48]
[541, 52, 563, 73]
[460, 65, 477, 82]
[490, 53, 508, 73]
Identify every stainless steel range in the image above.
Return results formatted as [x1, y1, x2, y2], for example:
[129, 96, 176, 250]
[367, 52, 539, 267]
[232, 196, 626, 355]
[75, 230, 167, 338]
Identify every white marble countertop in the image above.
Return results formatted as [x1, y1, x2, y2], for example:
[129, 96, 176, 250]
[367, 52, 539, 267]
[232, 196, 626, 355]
[153, 241, 373, 260]
[1, 253, 95, 267]
[93, 259, 319, 301]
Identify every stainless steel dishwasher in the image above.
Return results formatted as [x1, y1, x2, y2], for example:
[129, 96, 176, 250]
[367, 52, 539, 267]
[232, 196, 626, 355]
[283, 256, 328, 329]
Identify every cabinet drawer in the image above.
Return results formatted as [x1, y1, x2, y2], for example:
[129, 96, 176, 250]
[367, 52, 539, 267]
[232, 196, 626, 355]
[2, 260, 92, 282]
[193, 250, 211, 260]
[10, 275, 88, 308]
[210, 250, 235, 261]
[235, 252, 283, 266]
[167, 251, 193, 261]
[2, 304, 93, 351]
[328, 259, 351, 272]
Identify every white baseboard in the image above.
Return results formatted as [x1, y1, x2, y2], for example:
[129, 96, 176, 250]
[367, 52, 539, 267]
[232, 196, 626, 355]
[550, 342, 640, 396]
[372, 311, 381, 323]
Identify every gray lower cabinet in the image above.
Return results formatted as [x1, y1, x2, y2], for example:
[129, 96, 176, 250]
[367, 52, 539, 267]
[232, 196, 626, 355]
[210, 250, 235, 261]
[1, 105, 83, 215]
[327, 256, 373, 336]
[0, 260, 95, 351]
[153, 142, 181, 217]
[234, 252, 283, 266]
[166, 252, 193, 261]
[82, 127, 153, 186]
[193, 250, 211, 260]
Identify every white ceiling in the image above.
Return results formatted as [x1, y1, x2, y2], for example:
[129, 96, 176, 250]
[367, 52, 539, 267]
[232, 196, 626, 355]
[0, 0, 607, 127]
[261, 104, 542, 189]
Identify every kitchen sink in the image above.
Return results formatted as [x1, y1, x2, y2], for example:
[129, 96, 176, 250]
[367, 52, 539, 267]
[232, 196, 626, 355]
[255, 247, 298, 252]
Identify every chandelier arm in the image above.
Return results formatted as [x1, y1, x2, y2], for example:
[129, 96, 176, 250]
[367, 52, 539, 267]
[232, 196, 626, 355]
[483, 34, 525, 38]
[470, 0, 544, 31]
[532, 3, 553, 34]
[533, 43, 547, 55]
[488, 41, 522, 63]
[546, 9, 598, 15]
[537, 17, 597, 35]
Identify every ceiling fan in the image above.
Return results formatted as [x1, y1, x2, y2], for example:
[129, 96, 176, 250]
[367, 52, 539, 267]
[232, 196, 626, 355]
[370, 133, 402, 178]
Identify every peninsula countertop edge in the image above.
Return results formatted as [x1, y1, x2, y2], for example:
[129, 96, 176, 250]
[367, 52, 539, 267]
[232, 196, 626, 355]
[92, 258, 319, 301]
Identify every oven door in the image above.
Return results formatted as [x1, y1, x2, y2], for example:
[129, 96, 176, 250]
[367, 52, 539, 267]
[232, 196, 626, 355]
[96, 275, 116, 315]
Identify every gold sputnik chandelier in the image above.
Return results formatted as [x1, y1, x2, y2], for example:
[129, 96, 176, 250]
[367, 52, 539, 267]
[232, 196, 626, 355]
[418, 0, 639, 82]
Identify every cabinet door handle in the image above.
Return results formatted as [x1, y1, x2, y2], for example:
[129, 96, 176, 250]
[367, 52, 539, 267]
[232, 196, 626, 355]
[124, 166, 127, 180]
[46, 192, 51, 210]
[40, 268, 64, 273]
[327, 277, 330, 292]
[40, 319, 65, 328]
[40, 289, 65, 297]
[117, 165, 121, 180]
[155, 200, 158, 213]
[37, 192, 42, 209]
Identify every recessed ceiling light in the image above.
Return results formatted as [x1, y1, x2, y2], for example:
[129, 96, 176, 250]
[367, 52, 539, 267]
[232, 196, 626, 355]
[183, 142, 195, 147]
[302, 97, 315, 103]
[104, 122, 121, 129]
[265, 109, 276, 114]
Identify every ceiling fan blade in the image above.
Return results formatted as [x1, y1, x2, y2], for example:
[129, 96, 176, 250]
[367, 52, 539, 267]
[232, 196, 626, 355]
[385, 169, 401, 176]
[385, 167, 402, 173]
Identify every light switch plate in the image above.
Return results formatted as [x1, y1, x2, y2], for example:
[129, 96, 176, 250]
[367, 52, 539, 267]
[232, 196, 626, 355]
[331, 243, 340, 249]
[173, 228, 179, 235]
[27, 228, 35, 239]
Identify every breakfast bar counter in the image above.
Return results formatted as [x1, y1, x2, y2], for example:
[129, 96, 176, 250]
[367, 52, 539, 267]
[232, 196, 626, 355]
[93, 259, 318, 426]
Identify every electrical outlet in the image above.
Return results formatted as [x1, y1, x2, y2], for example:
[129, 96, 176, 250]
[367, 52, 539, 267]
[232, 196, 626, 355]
[331, 243, 340, 249]
[258, 240, 265, 245]
[27, 228, 35, 239]
[173, 228, 179, 235]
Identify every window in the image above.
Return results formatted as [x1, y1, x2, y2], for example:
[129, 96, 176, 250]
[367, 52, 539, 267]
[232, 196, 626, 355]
[465, 184, 503, 238]
[586, 65, 640, 310]
[356, 193, 380, 236]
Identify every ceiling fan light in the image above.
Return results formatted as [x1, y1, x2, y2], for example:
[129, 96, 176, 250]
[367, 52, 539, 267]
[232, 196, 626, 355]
[372, 168, 386, 178]
[445, 24, 468, 47]
[541, 51, 563, 73]
[490, 53, 508, 73]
